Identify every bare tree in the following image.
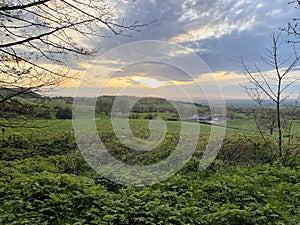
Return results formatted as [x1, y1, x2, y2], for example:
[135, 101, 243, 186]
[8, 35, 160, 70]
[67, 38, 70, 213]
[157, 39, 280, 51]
[0, 0, 151, 102]
[281, 0, 300, 43]
[241, 33, 300, 162]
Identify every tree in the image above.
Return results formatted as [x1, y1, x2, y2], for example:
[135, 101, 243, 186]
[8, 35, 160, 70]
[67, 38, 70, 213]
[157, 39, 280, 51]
[281, 0, 300, 43]
[242, 33, 300, 162]
[56, 106, 72, 119]
[0, 0, 150, 103]
[115, 98, 130, 114]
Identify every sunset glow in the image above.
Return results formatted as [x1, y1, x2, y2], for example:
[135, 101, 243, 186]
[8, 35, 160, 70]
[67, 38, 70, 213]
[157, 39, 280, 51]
[131, 76, 168, 88]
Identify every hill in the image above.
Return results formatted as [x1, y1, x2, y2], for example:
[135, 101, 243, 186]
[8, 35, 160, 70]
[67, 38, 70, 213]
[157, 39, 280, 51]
[0, 88, 42, 100]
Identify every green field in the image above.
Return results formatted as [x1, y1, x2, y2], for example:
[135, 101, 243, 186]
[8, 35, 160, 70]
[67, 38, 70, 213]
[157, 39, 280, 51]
[4, 115, 300, 146]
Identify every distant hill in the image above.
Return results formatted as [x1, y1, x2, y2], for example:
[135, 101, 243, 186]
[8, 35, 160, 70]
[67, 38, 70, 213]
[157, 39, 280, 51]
[0, 88, 42, 100]
[95, 95, 208, 114]
[225, 98, 300, 107]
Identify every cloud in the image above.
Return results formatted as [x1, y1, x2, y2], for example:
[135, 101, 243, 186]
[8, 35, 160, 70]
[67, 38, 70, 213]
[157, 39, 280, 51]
[62, 0, 300, 99]
[94, 1, 298, 72]
[194, 71, 247, 87]
[113, 62, 193, 82]
[170, 0, 260, 43]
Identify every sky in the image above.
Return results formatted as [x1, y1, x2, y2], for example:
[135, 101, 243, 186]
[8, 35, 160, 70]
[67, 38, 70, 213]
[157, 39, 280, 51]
[55, 0, 300, 101]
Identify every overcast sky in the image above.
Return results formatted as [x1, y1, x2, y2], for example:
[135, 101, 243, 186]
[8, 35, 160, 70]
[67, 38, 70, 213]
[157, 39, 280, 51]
[61, 0, 300, 100]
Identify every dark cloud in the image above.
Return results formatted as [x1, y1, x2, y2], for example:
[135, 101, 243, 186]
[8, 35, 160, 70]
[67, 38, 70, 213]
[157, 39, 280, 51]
[113, 61, 193, 82]
[192, 31, 270, 72]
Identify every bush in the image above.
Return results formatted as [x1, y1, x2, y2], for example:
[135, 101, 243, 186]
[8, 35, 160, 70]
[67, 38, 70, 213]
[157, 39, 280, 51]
[0, 132, 77, 161]
[130, 113, 140, 119]
[217, 134, 277, 165]
[144, 113, 156, 120]
[56, 107, 72, 119]
[166, 117, 179, 121]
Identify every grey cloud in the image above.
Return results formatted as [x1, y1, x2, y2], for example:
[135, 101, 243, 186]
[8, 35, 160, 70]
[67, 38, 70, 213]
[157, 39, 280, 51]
[191, 30, 271, 72]
[85, 0, 300, 92]
[113, 61, 193, 82]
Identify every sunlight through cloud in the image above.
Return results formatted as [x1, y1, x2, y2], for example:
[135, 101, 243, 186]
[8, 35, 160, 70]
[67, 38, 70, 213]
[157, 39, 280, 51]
[131, 76, 168, 88]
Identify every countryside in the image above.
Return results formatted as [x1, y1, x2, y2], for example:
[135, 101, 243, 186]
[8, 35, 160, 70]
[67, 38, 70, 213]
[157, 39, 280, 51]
[1, 0, 300, 224]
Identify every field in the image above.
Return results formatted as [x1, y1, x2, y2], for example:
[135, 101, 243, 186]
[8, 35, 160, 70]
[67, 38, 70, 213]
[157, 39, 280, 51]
[1, 96, 300, 224]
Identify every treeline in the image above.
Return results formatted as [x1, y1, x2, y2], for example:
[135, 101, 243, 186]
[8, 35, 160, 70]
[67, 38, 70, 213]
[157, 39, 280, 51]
[227, 105, 300, 120]
[0, 95, 207, 121]
[96, 96, 178, 114]
[96, 96, 207, 115]
[0, 97, 73, 120]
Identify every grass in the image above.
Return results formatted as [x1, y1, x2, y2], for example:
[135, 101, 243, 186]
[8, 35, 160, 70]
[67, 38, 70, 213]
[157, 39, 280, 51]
[2, 114, 300, 143]
[225, 119, 257, 134]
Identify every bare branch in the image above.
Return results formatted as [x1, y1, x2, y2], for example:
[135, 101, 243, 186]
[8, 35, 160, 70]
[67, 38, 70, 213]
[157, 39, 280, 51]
[0, 0, 51, 11]
[241, 57, 277, 103]
[242, 34, 300, 161]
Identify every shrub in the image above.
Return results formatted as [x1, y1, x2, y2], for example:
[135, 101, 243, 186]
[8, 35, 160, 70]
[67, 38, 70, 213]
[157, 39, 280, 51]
[130, 113, 140, 119]
[217, 134, 277, 165]
[144, 113, 155, 120]
[56, 107, 72, 119]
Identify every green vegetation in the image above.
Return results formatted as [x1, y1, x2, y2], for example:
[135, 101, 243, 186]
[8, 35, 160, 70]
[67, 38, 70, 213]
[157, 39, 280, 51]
[1, 96, 300, 224]
[2, 158, 300, 224]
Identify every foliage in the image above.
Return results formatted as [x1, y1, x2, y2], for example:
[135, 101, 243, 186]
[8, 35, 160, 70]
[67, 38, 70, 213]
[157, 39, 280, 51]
[129, 113, 140, 119]
[144, 113, 157, 120]
[217, 134, 277, 165]
[56, 107, 72, 120]
[1, 155, 300, 224]
[96, 96, 208, 115]
[1, 117, 300, 223]
[0, 98, 52, 120]
[0, 131, 76, 161]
